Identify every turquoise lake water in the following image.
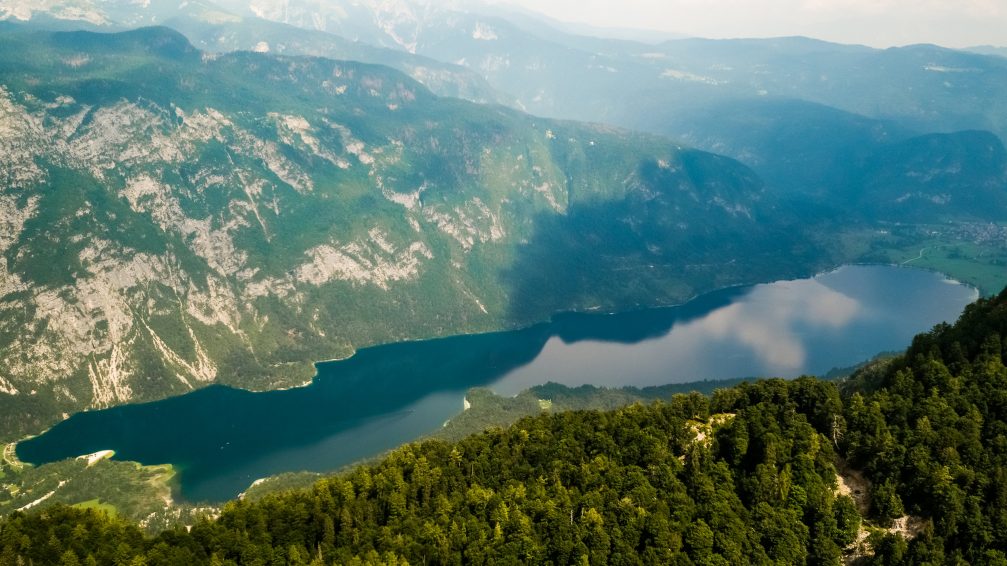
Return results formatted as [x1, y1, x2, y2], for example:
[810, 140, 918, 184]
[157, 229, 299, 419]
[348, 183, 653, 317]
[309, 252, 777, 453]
[17, 265, 978, 502]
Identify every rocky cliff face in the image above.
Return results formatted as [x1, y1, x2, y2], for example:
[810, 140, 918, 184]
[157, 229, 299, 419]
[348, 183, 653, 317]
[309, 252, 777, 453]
[0, 27, 807, 440]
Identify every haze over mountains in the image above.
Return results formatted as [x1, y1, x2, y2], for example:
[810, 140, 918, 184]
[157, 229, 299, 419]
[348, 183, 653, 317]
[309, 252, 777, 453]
[0, 0, 1004, 442]
[6, 0, 1007, 221]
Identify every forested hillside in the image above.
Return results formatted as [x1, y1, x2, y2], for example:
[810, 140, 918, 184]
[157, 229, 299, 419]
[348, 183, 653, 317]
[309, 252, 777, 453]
[0, 378, 856, 565]
[1, 288, 1005, 564]
[842, 287, 1007, 564]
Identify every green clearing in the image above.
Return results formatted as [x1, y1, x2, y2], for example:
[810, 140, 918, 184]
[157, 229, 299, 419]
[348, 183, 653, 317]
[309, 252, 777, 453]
[72, 499, 118, 517]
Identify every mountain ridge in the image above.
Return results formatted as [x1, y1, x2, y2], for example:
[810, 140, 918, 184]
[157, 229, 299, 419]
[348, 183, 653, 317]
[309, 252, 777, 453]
[0, 25, 815, 442]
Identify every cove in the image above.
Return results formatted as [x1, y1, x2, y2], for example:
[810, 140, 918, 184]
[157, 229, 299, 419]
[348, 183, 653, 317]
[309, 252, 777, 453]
[17, 265, 978, 502]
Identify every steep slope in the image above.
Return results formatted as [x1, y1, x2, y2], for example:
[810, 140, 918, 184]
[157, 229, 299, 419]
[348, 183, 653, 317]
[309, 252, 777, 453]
[856, 130, 1007, 221]
[675, 100, 1007, 222]
[839, 288, 1007, 563]
[0, 26, 812, 440]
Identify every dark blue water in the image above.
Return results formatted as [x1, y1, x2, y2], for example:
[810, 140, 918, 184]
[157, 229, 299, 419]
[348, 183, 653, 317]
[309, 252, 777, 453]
[17, 265, 977, 502]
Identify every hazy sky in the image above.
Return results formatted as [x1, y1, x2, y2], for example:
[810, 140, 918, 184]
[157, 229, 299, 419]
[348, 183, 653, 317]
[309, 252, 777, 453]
[495, 0, 1007, 48]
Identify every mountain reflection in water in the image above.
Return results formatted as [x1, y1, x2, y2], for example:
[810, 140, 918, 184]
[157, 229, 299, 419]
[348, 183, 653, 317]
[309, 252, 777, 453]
[17, 265, 978, 501]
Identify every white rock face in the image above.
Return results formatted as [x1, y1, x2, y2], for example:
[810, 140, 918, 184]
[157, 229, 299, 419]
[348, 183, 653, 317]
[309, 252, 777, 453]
[0, 0, 109, 25]
[0, 87, 47, 187]
[270, 113, 349, 169]
[660, 69, 724, 85]
[472, 22, 498, 41]
[236, 0, 453, 54]
[423, 198, 506, 251]
[249, 229, 434, 294]
[0, 95, 234, 405]
[0, 39, 596, 436]
[383, 183, 425, 210]
[122, 176, 249, 276]
[0, 377, 16, 395]
[0, 82, 465, 417]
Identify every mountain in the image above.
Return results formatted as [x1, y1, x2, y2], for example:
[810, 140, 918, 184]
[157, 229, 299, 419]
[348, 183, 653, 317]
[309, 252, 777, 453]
[10, 2, 1007, 226]
[18, 1, 1007, 165]
[966, 45, 1007, 59]
[464, 34, 1007, 146]
[0, 0, 246, 29]
[0, 26, 817, 440]
[674, 99, 1007, 222]
[855, 130, 1007, 221]
[162, 1, 1007, 224]
[477, 5, 687, 46]
[166, 15, 503, 104]
[672, 98, 914, 201]
[210, 0, 433, 50]
[0, 0, 503, 104]
[239, 4, 1007, 148]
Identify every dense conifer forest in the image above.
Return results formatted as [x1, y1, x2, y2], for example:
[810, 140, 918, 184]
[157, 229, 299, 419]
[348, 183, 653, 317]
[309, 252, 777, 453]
[1, 288, 1006, 565]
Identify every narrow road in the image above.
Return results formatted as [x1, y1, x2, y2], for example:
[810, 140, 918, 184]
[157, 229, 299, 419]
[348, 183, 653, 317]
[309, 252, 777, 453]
[901, 246, 931, 265]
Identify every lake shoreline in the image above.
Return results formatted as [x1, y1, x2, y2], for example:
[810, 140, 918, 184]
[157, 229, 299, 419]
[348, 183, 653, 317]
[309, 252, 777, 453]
[15, 264, 978, 504]
[12, 261, 979, 454]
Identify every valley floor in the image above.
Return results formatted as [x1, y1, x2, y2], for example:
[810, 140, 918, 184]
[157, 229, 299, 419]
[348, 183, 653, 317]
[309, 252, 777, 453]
[838, 222, 1007, 295]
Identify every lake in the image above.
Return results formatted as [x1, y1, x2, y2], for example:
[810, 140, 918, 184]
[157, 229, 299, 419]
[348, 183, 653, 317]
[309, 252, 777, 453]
[16, 265, 978, 502]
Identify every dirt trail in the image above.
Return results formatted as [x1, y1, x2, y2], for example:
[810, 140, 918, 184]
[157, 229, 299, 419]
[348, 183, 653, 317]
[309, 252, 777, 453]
[836, 462, 871, 515]
[835, 460, 927, 565]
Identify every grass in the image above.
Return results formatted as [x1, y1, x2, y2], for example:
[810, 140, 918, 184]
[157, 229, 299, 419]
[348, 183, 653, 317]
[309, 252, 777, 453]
[871, 241, 1006, 296]
[836, 224, 1007, 297]
[907, 247, 1007, 296]
[72, 498, 118, 517]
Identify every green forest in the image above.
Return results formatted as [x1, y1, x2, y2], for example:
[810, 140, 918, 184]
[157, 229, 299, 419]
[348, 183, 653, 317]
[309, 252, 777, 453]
[2, 288, 1007, 565]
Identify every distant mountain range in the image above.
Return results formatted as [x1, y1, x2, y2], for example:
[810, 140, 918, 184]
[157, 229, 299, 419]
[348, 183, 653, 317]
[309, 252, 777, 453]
[966, 45, 1007, 59]
[0, 0, 502, 103]
[7, 0, 1005, 224]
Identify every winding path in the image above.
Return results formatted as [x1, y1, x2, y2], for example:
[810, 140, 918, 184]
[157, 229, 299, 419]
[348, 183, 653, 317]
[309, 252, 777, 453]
[901, 246, 932, 265]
